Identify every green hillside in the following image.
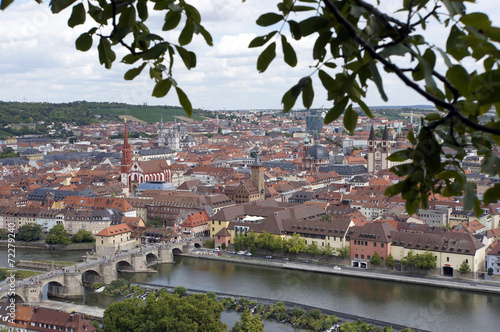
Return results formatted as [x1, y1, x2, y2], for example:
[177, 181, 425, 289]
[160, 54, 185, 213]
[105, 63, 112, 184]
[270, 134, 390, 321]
[92, 105, 208, 123]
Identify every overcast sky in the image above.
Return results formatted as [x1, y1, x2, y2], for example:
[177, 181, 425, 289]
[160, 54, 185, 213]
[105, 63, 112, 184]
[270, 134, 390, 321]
[0, 0, 498, 110]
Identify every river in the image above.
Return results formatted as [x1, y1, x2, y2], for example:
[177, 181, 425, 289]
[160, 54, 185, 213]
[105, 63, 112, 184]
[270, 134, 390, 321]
[3, 249, 500, 331]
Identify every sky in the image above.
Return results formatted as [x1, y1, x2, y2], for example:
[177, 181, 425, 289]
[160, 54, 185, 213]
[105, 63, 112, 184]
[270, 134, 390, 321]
[0, 0, 498, 111]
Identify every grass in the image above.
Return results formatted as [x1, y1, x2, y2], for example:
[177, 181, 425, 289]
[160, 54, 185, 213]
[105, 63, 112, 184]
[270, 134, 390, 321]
[0, 268, 42, 280]
[91, 106, 207, 123]
[32, 260, 77, 265]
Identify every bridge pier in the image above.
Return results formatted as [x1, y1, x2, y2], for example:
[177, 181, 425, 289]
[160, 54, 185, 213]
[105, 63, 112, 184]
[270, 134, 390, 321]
[158, 247, 174, 264]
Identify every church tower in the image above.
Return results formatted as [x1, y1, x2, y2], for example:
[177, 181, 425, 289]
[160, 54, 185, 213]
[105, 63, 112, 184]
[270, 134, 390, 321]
[120, 119, 133, 186]
[367, 125, 376, 173]
[158, 114, 165, 147]
[381, 125, 390, 170]
[396, 122, 405, 149]
[251, 147, 265, 201]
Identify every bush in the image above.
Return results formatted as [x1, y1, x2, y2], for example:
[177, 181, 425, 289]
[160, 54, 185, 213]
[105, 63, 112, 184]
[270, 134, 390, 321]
[204, 240, 215, 249]
[173, 286, 187, 297]
[206, 291, 217, 302]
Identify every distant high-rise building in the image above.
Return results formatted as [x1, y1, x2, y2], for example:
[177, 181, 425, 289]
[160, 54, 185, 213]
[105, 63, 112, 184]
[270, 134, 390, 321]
[306, 115, 323, 134]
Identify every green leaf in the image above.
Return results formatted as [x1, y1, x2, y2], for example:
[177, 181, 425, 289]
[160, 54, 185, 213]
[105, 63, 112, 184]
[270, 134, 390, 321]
[446, 65, 470, 96]
[152, 79, 172, 98]
[313, 31, 332, 62]
[460, 13, 491, 31]
[175, 46, 196, 69]
[175, 87, 192, 117]
[249, 31, 278, 48]
[137, 0, 148, 21]
[163, 10, 182, 31]
[179, 19, 195, 46]
[282, 88, 298, 113]
[387, 150, 411, 162]
[343, 105, 358, 133]
[118, 6, 136, 29]
[281, 35, 297, 67]
[143, 42, 168, 60]
[0, 0, 15, 10]
[447, 25, 469, 60]
[75, 33, 92, 52]
[302, 77, 314, 109]
[463, 183, 477, 211]
[124, 63, 147, 81]
[184, 3, 201, 24]
[484, 184, 500, 204]
[68, 3, 85, 28]
[368, 62, 388, 101]
[324, 97, 348, 124]
[318, 70, 336, 93]
[97, 38, 116, 69]
[198, 25, 213, 46]
[122, 53, 141, 64]
[256, 12, 283, 27]
[257, 42, 276, 73]
[288, 20, 301, 40]
[298, 16, 329, 37]
[49, 0, 76, 14]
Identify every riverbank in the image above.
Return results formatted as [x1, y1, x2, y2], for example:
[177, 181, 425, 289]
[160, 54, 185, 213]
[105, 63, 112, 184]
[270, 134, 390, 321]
[0, 240, 94, 251]
[185, 253, 500, 295]
[132, 282, 426, 332]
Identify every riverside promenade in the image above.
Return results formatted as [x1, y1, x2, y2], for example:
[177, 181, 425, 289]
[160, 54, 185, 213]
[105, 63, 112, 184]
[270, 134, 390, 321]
[188, 251, 500, 295]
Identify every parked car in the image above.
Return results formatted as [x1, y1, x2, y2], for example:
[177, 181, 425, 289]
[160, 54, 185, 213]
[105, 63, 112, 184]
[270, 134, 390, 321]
[237, 251, 247, 255]
[282, 257, 290, 261]
[228, 251, 236, 254]
[302, 260, 310, 263]
[334, 266, 341, 271]
[213, 248, 220, 252]
[265, 255, 273, 259]
[245, 252, 253, 256]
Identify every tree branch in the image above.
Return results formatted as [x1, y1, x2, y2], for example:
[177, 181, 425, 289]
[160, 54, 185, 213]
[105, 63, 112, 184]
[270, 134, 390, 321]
[321, 0, 500, 137]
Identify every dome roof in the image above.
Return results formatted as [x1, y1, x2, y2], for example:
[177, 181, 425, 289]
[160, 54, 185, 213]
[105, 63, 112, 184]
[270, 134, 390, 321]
[306, 145, 329, 160]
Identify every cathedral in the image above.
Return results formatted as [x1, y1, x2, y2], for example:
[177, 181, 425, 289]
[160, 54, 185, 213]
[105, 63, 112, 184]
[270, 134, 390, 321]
[158, 118, 196, 150]
[366, 125, 390, 173]
[120, 120, 172, 195]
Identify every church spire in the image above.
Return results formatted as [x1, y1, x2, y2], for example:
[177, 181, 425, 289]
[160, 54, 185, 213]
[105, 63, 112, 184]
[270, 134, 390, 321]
[368, 124, 376, 141]
[382, 125, 389, 141]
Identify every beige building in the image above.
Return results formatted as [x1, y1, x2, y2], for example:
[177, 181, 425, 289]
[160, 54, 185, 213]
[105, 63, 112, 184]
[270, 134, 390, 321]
[95, 223, 135, 256]
[390, 231, 486, 276]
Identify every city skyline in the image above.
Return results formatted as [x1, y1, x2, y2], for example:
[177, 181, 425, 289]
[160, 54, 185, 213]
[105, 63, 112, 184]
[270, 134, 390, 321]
[0, 0, 498, 110]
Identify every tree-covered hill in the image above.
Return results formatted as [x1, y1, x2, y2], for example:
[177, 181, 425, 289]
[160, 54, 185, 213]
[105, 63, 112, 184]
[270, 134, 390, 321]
[0, 101, 213, 129]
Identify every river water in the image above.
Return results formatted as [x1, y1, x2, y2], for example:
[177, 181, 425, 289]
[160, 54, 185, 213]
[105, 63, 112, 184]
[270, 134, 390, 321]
[3, 249, 500, 331]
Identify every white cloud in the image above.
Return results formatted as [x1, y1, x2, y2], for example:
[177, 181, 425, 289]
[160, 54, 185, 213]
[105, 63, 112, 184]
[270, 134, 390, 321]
[0, 0, 498, 109]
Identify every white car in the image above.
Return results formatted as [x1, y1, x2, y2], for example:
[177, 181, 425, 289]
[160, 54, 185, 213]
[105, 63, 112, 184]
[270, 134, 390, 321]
[237, 251, 246, 255]
[245, 252, 253, 256]
[333, 266, 341, 271]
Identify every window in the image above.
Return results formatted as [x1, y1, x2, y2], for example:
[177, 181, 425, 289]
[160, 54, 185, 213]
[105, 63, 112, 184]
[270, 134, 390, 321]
[466, 259, 468, 264]
[355, 254, 358, 258]
[361, 255, 364, 259]
[374, 242, 377, 247]
[381, 243, 384, 248]
[447, 257, 450, 262]
[367, 256, 371, 260]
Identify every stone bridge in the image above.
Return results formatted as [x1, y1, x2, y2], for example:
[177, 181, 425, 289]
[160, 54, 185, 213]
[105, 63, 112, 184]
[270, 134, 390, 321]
[0, 241, 198, 304]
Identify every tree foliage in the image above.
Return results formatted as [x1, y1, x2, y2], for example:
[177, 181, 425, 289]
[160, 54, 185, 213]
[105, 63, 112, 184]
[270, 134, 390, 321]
[71, 230, 95, 243]
[16, 224, 42, 242]
[459, 260, 471, 275]
[385, 253, 396, 268]
[336, 246, 350, 260]
[370, 251, 382, 266]
[146, 216, 163, 228]
[401, 250, 436, 272]
[231, 310, 264, 332]
[45, 224, 71, 245]
[2, 0, 500, 214]
[102, 292, 226, 332]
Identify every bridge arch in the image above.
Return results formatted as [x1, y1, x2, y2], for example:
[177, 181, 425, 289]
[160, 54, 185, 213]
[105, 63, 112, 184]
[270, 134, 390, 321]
[146, 253, 158, 265]
[193, 242, 202, 248]
[44, 280, 65, 299]
[0, 293, 25, 303]
[82, 269, 104, 285]
[116, 260, 134, 272]
[172, 247, 183, 255]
